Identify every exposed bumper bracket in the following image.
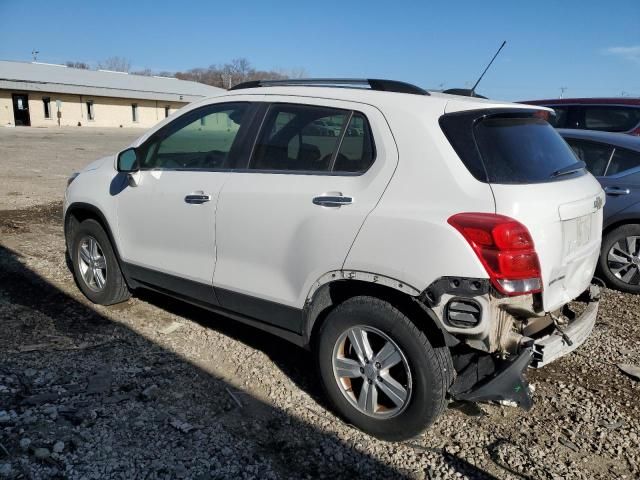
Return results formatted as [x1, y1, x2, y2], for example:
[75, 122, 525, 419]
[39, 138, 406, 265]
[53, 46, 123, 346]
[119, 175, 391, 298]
[531, 284, 600, 368]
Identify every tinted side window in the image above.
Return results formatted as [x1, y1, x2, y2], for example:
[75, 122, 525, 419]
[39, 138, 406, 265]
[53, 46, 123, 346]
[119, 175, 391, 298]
[142, 103, 249, 170]
[547, 106, 568, 127]
[251, 104, 349, 172]
[334, 113, 376, 173]
[583, 106, 640, 132]
[564, 138, 613, 177]
[607, 147, 640, 176]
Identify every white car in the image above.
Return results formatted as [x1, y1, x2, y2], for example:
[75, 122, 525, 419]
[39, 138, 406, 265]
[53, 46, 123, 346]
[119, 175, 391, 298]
[64, 79, 604, 441]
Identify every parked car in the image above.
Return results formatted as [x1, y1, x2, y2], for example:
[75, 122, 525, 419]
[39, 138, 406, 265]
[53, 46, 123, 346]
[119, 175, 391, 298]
[558, 129, 640, 293]
[64, 79, 604, 441]
[521, 98, 640, 135]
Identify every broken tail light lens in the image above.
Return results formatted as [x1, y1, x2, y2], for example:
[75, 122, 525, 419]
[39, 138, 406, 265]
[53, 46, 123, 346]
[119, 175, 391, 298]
[448, 213, 542, 296]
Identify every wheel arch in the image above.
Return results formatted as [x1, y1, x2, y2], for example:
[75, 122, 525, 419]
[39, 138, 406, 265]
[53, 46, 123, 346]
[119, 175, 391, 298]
[303, 276, 455, 351]
[64, 202, 124, 272]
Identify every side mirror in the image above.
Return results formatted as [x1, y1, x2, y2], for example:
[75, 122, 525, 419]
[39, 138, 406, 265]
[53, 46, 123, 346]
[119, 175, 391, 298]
[117, 148, 139, 172]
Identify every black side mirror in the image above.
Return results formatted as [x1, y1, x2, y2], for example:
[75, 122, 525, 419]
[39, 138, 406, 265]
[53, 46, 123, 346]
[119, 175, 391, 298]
[117, 147, 139, 172]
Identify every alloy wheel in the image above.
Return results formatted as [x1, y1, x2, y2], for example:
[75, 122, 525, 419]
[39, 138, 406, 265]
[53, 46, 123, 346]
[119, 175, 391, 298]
[77, 236, 108, 292]
[607, 235, 640, 285]
[332, 326, 412, 419]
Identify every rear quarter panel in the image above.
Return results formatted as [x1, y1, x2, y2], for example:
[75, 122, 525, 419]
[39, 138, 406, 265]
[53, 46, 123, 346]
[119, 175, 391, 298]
[343, 105, 494, 291]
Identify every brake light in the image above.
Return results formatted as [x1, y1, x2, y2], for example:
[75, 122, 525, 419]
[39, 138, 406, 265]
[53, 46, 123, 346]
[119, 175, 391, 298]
[448, 213, 542, 296]
[629, 126, 640, 136]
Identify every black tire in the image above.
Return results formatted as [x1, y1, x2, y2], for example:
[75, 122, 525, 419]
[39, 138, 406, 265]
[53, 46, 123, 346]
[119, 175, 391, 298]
[316, 296, 453, 441]
[597, 224, 640, 294]
[71, 219, 131, 305]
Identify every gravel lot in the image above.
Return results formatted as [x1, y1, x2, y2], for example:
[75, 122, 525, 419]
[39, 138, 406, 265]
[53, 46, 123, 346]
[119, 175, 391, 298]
[0, 128, 639, 479]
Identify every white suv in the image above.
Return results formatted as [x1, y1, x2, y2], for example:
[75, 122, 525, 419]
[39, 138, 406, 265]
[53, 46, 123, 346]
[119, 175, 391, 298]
[64, 79, 604, 441]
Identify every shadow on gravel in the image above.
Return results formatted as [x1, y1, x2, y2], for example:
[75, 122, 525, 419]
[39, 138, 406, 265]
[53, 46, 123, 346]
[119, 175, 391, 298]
[0, 244, 406, 479]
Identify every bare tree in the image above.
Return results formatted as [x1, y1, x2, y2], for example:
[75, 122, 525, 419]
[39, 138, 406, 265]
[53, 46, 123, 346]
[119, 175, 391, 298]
[65, 61, 90, 69]
[98, 56, 132, 72]
[174, 58, 306, 89]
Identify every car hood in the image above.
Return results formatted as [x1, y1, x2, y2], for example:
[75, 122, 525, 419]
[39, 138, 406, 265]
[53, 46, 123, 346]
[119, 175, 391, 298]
[81, 155, 114, 173]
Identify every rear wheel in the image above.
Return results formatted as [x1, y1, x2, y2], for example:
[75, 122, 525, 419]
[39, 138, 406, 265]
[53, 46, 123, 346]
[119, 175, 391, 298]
[71, 219, 131, 305]
[316, 296, 453, 441]
[598, 224, 640, 294]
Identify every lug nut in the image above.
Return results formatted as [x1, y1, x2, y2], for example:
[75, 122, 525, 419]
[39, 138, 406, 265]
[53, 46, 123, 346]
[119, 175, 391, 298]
[375, 362, 381, 369]
[377, 376, 383, 382]
[359, 367, 364, 374]
[367, 379, 373, 385]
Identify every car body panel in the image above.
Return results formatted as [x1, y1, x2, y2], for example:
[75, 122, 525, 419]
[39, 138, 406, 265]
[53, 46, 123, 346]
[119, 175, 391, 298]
[558, 129, 640, 230]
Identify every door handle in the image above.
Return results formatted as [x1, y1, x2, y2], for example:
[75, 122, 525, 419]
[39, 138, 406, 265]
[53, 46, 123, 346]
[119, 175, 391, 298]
[604, 186, 631, 196]
[185, 194, 211, 204]
[313, 195, 353, 207]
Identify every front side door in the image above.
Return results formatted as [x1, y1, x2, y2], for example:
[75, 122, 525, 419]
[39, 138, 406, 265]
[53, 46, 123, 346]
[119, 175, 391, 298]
[115, 102, 256, 301]
[213, 100, 398, 332]
[12, 94, 30, 126]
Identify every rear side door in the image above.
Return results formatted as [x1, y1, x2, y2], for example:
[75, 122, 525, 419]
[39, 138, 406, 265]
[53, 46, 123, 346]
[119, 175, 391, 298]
[212, 99, 398, 332]
[115, 102, 257, 301]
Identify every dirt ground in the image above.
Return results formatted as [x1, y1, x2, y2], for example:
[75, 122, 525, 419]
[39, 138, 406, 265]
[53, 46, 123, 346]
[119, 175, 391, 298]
[0, 128, 639, 479]
[0, 127, 143, 210]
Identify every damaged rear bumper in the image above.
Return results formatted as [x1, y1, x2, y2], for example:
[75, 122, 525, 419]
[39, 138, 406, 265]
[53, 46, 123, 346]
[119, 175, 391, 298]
[530, 285, 600, 368]
[452, 347, 533, 409]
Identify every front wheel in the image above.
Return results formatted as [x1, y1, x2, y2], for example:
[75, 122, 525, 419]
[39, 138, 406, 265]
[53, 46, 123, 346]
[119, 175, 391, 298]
[71, 219, 131, 305]
[598, 224, 640, 294]
[316, 296, 453, 441]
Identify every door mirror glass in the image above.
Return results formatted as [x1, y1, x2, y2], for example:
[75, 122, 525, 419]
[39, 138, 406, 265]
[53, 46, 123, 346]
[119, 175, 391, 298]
[117, 148, 139, 172]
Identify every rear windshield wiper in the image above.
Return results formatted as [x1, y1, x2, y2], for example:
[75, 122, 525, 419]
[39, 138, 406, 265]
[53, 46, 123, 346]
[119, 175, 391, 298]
[551, 161, 586, 178]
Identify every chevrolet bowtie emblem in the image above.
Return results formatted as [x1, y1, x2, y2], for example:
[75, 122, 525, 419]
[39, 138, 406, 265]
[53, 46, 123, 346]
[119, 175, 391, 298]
[594, 197, 603, 210]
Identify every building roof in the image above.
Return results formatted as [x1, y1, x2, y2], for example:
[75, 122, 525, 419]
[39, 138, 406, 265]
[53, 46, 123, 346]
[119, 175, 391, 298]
[0, 60, 223, 102]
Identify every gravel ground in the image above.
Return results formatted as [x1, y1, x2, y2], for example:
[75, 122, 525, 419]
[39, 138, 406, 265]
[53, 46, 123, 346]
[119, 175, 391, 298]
[0, 129, 639, 479]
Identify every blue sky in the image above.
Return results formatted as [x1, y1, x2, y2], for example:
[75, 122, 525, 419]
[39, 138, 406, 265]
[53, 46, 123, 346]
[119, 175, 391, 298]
[1, 0, 638, 100]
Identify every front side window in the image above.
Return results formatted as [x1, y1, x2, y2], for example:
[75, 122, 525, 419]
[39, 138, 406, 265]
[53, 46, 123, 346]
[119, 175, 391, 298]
[583, 106, 640, 132]
[607, 147, 640, 176]
[141, 103, 249, 170]
[250, 104, 374, 173]
[564, 138, 613, 177]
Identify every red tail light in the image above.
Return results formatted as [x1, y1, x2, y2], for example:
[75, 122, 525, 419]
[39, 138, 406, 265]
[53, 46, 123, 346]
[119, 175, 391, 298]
[448, 213, 542, 296]
[629, 126, 640, 136]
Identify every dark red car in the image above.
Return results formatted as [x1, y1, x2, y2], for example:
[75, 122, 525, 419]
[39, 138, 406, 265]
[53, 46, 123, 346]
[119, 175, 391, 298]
[521, 98, 640, 136]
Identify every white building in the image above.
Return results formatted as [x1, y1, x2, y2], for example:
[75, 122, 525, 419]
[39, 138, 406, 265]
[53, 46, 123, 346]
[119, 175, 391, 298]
[0, 60, 223, 128]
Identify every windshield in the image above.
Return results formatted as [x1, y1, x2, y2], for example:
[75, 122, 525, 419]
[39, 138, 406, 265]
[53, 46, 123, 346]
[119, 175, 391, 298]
[474, 116, 584, 184]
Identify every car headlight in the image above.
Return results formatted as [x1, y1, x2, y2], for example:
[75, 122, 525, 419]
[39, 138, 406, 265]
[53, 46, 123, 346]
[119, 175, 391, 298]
[67, 172, 80, 188]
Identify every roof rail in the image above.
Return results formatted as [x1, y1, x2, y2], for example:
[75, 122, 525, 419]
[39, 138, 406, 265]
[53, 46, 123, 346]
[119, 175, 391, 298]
[229, 78, 429, 96]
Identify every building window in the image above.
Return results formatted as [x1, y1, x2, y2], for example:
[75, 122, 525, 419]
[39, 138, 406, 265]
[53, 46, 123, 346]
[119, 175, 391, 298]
[86, 101, 94, 121]
[132, 103, 138, 122]
[164, 106, 170, 118]
[43, 97, 51, 119]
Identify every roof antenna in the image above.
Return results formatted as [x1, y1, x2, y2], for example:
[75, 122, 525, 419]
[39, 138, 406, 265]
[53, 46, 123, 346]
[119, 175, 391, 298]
[470, 41, 506, 97]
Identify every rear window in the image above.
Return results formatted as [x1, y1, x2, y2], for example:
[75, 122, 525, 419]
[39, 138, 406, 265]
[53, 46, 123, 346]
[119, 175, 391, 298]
[474, 116, 583, 184]
[583, 106, 640, 132]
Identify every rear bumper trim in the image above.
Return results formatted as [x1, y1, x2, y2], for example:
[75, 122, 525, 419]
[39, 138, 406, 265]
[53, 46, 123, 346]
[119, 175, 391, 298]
[531, 285, 600, 368]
